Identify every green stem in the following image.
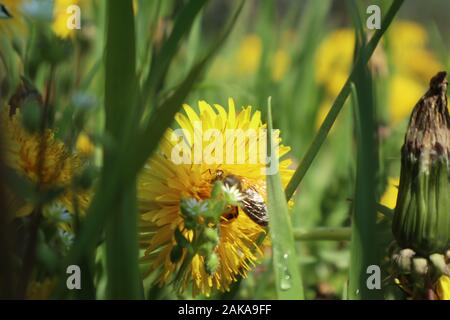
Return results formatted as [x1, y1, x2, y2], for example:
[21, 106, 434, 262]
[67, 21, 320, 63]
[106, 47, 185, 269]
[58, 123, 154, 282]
[285, 0, 404, 200]
[293, 227, 351, 241]
[103, 0, 143, 299]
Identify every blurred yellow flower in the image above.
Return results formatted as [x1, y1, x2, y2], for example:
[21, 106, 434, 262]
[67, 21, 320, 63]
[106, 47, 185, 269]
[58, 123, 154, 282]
[138, 99, 293, 296]
[1, 107, 90, 217]
[380, 177, 399, 210]
[389, 21, 442, 82]
[315, 29, 355, 97]
[52, 0, 79, 39]
[26, 278, 56, 300]
[236, 34, 262, 76]
[436, 275, 450, 300]
[76, 132, 95, 157]
[272, 49, 290, 82]
[388, 74, 424, 123]
[316, 22, 442, 126]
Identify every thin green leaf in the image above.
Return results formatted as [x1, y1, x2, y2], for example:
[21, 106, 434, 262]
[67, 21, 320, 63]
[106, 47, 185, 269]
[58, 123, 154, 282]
[348, 32, 381, 299]
[293, 227, 351, 241]
[266, 97, 304, 299]
[141, 0, 208, 106]
[103, 0, 143, 299]
[285, 0, 404, 200]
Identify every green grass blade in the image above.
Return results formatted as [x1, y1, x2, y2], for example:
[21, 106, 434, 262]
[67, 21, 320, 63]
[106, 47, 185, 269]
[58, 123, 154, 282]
[348, 66, 381, 300]
[103, 0, 143, 299]
[105, 182, 143, 299]
[141, 0, 208, 106]
[287, 0, 331, 150]
[293, 227, 351, 241]
[285, 0, 404, 201]
[266, 98, 304, 299]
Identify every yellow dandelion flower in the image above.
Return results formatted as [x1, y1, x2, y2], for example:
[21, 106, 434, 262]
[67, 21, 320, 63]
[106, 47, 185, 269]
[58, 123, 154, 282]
[380, 177, 399, 210]
[388, 74, 424, 123]
[1, 107, 90, 217]
[236, 34, 262, 76]
[75, 132, 95, 157]
[389, 21, 442, 83]
[315, 29, 355, 97]
[52, 0, 79, 39]
[271, 49, 290, 82]
[137, 98, 293, 296]
[436, 275, 450, 300]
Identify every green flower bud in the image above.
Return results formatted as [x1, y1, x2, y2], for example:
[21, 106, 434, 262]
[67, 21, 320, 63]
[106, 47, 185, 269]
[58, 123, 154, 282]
[211, 181, 224, 199]
[393, 71, 450, 256]
[198, 242, 215, 257]
[180, 198, 198, 219]
[205, 252, 219, 275]
[202, 228, 219, 245]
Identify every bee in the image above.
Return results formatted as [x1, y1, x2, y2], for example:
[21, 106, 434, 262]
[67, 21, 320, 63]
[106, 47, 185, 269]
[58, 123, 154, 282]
[212, 170, 268, 226]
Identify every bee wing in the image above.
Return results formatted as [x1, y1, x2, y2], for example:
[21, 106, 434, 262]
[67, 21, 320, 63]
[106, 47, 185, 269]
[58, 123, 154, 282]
[241, 187, 268, 226]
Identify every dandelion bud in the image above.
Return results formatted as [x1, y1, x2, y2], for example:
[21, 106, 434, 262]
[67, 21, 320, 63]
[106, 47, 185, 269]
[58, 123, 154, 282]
[392, 71, 450, 256]
[203, 228, 219, 245]
[198, 242, 215, 257]
[211, 181, 223, 199]
[205, 253, 219, 275]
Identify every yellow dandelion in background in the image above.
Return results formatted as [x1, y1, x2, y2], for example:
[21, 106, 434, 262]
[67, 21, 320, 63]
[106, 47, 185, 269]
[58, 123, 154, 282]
[389, 21, 442, 82]
[388, 74, 424, 124]
[52, 0, 79, 39]
[1, 107, 89, 217]
[316, 21, 442, 125]
[236, 34, 262, 76]
[380, 177, 399, 210]
[271, 49, 290, 82]
[315, 28, 355, 98]
[436, 275, 450, 300]
[75, 132, 95, 157]
[137, 98, 293, 296]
